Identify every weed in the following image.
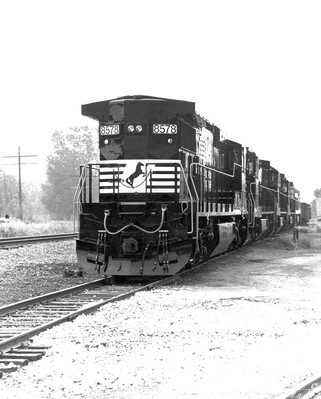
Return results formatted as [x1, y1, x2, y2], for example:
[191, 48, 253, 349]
[298, 227, 313, 234]
[0, 220, 73, 237]
[299, 236, 312, 249]
[279, 236, 296, 249]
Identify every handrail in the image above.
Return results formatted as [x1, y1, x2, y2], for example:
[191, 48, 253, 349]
[190, 161, 243, 179]
[279, 190, 300, 202]
[179, 164, 194, 235]
[103, 206, 167, 235]
[260, 184, 277, 193]
[261, 184, 300, 203]
[73, 164, 87, 232]
[249, 182, 256, 226]
[189, 160, 243, 216]
[74, 160, 195, 235]
[188, 163, 200, 238]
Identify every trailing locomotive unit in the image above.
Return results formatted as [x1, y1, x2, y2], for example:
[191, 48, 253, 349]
[75, 95, 300, 277]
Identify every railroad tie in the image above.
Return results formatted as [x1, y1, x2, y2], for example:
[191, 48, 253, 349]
[7, 349, 46, 360]
[0, 357, 29, 366]
[0, 348, 46, 365]
[0, 364, 18, 374]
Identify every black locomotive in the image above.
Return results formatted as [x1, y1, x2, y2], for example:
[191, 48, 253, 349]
[74, 95, 301, 277]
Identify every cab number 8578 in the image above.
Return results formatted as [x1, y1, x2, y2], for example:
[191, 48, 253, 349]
[100, 124, 120, 135]
[152, 124, 177, 134]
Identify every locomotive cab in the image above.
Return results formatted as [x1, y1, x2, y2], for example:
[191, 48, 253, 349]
[77, 96, 199, 277]
[82, 96, 197, 162]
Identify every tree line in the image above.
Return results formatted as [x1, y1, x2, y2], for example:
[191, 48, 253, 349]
[0, 126, 98, 221]
[314, 189, 321, 198]
[41, 126, 98, 219]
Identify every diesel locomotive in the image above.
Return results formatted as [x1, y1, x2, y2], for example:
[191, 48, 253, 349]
[74, 95, 301, 278]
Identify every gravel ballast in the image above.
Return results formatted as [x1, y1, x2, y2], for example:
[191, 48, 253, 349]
[0, 241, 96, 306]
[1, 235, 321, 398]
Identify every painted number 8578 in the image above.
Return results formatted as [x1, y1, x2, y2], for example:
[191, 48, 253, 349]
[152, 124, 177, 134]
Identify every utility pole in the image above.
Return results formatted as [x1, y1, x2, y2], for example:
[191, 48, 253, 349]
[1, 147, 37, 220]
[4, 173, 7, 215]
[0, 172, 7, 216]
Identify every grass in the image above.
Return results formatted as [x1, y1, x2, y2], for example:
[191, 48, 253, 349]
[299, 236, 312, 249]
[279, 236, 296, 250]
[278, 228, 320, 250]
[0, 220, 74, 238]
[298, 226, 314, 234]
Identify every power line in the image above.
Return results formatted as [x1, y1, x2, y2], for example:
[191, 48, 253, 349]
[1, 147, 38, 220]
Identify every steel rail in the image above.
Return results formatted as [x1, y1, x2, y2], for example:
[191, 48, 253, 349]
[0, 258, 219, 382]
[275, 374, 321, 399]
[0, 278, 105, 316]
[0, 282, 154, 352]
[0, 263, 205, 354]
[0, 233, 77, 246]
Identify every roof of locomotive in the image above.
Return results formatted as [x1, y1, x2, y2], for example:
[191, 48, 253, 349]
[81, 95, 196, 121]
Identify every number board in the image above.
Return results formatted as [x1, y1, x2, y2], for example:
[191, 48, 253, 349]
[152, 124, 177, 134]
[99, 124, 120, 135]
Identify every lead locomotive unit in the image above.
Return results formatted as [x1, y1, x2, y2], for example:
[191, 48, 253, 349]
[74, 95, 300, 278]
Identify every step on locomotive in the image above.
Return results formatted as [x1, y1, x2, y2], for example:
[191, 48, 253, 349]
[74, 95, 301, 278]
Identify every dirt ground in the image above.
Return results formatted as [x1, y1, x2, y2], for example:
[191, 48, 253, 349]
[0, 230, 320, 306]
[0, 241, 96, 307]
[1, 230, 321, 398]
[180, 229, 321, 289]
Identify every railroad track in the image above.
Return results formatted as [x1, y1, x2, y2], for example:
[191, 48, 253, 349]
[1, 255, 319, 398]
[0, 233, 77, 247]
[0, 229, 210, 379]
[0, 271, 190, 379]
[275, 375, 321, 398]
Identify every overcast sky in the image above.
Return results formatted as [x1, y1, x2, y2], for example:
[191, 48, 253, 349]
[0, 0, 320, 202]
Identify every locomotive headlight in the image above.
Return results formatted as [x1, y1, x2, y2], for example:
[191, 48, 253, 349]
[104, 139, 109, 145]
[136, 125, 143, 133]
[128, 125, 135, 133]
[168, 138, 173, 144]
